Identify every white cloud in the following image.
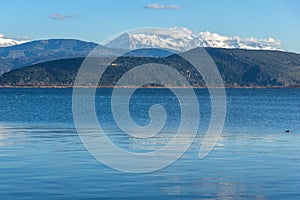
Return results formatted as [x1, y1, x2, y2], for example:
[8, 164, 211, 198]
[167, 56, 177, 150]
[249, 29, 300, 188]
[49, 13, 73, 20]
[264, 37, 281, 46]
[143, 4, 182, 10]
[0, 33, 4, 38]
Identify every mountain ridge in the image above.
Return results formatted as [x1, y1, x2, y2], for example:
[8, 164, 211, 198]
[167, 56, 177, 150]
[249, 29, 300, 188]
[0, 48, 299, 87]
[0, 39, 126, 75]
[105, 27, 283, 52]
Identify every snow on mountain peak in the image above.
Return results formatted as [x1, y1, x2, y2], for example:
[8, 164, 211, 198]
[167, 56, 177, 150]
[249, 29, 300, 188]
[105, 27, 283, 51]
[0, 33, 30, 47]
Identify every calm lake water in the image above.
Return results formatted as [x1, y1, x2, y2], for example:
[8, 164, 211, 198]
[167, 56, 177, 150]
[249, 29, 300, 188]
[0, 88, 299, 199]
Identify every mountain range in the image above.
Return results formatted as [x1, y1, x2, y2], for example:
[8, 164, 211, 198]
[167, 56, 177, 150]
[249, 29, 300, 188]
[0, 29, 299, 87]
[0, 47, 299, 87]
[0, 39, 126, 75]
[105, 27, 283, 51]
[0, 27, 287, 76]
[1, 27, 283, 51]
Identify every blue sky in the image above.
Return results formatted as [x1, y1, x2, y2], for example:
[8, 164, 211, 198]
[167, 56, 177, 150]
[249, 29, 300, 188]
[1, 0, 300, 52]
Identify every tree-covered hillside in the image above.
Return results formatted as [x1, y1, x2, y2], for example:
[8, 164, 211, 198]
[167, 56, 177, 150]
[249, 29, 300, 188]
[0, 48, 299, 87]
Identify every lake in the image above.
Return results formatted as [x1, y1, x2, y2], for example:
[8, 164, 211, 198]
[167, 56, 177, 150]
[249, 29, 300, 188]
[0, 88, 299, 199]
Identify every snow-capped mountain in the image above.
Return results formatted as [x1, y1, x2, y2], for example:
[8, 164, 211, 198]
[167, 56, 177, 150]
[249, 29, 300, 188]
[0, 37, 29, 47]
[105, 27, 283, 51]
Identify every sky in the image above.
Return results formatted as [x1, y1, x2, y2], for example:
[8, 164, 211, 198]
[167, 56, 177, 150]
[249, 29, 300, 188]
[1, 0, 300, 52]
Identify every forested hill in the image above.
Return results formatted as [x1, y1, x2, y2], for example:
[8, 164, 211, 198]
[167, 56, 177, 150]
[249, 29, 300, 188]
[0, 48, 299, 87]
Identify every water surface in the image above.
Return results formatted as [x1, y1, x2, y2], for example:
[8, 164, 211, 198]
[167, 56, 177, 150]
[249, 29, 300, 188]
[0, 88, 299, 199]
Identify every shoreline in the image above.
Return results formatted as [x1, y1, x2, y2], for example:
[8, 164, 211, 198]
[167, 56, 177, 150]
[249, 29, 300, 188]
[0, 85, 299, 89]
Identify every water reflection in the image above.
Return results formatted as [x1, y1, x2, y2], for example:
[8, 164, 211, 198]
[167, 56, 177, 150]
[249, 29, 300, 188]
[0, 124, 8, 147]
[0, 124, 28, 148]
[160, 172, 251, 199]
[0, 123, 300, 199]
[0, 88, 299, 199]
